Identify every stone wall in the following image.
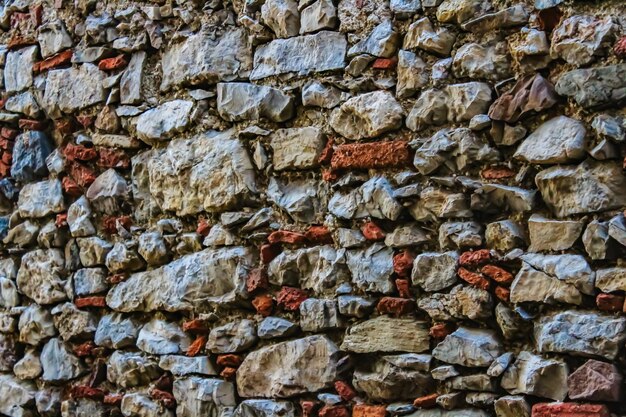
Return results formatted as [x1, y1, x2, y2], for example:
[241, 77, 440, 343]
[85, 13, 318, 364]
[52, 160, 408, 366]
[0, 0, 625, 416]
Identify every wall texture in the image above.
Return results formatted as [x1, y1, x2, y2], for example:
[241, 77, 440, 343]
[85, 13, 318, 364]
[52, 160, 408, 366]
[0, 0, 626, 416]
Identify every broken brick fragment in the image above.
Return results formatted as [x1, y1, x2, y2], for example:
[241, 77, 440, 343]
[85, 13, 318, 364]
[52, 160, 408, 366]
[103, 394, 123, 406]
[330, 140, 411, 170]
[252, 294, 274, 317]
[615, 36, 626, 58]
[531, 402, 610, 417]
[413, 393, 438, 409]
[318, 137, 334, 164]
[334, 380, 357, 401]
[319, 405, 350, 417]
[301, 401, 321, 417]
[459, 249, 491, 266]
[481, 264, 513, 284]
[196, 218, 211, 236]
[216, 354, 243, 368]
[305, 225, 334, 244]
[246, 268, 269, 293]
[276, 287, 307, 311]
[268, 230, 307, 244]
[596, 293, 625, 312]
[97, 147, 130, 169]
[393, 251, 414, 278]
[372, 57, 397, 69]
[102, 215, 132, 235]
[150, 388, 176, 409]
[361, 221, 386, 241]
[481, 166, 515, 179]
[377, 297, 414, 316]
[34, 49, 73, 72]
[64, 143, 97, 162]
[62, 176, 82, 196]
[220, 366, 237, 380]
[495, 286, 510, 303]
[75, 296, 107, 308]
[182, 319, 208, 334]
[458, 267, 490, 290]
[98, 54, 128, 71]
[19, 119, 47, 130]
[186, 336, 206, 357]
[1, 127, 18, 140]
[107, 273, 127, 285]
[260, 243, 281, 263]
[395, 278, 412, 298]
[55, 213, 68, 227]
[352, 405, 387, 417]
[68, 161, 97, 187]
[71, 386, 106, 401]
[73, 341, 96, 357]
[430, 322, 454, 339]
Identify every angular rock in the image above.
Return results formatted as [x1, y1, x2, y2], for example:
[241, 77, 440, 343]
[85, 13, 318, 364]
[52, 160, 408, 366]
[261, 0, 300, 37]
[551, 16, 615, 66]
[452, 42, 511, 81]
[16, 249, 66, 305]
[300, 298, 343, 331]
[471, 184, 535, 213]
[528, 214, 583, 252]
[488, 73, 557, 123]
[341, 316, 430, 353]
[436, 0, 492, 23]
[51, 302, 97, 341]
[234, 400, 295, 417]
[433, 327, 502, 367]
[207, 319, 257, 354]
[258, 316, 298, 339]
[485, 220, 527, 252]
[105, 243, 145, 274]
[396, 50, 429, 98]
[514, 116, 586, 164]
[77, 237, 113, 267]
[595, 267, 626, 293]
[567, 359, 622, 402]
[0, 374, 36, 417]
[583, 220, 613, 260]
[410, 188, 471, 222]
[174, 377, 236, 417]
[121, 393, 173, 417]
[159, 355, 217, 376]
[217, 83, 295, 122]
[42, 64, 106, 118]
[404, 17, 456, 56]
[301, 0, 337, 33]
[67, 197, 95, 238]
[494, 395, 530, 417]
[555, 64, 626, 108]
[38, 20, 73, 58]
[270, 127, 325, 171]
[13, 131, 54, 187]
[439, 221, 483, 249]
[120, 51, 146, 104]
[302, 80, 349, 108]
[5, 91, 41, 118]
[14, 348, 42, 380]
[346, 244, 394, 294]
[267, 177, 325, 224]
[337, 295, 375, 318]
[0, 333, 17, 372]
[138, 231, 169, 266]
[107, 350, 159, 387]
[348, 21, 398, 58]
[329, 176, 402, 221]
[4, 46, 37, 93]
[17, 180, 65, 218]
[94, 313, 142, 349]
[501, 351, 568, 401]
[509, 28, 552, 72]
[85, 169, 128, 214]
[418, 284, 492, 321]
[136, 318, 191, 355]
[41, 338, 84, 382]
[461, 4, 528, 32]
[135, 100, 194, 142]
[412, 251, 458, 292]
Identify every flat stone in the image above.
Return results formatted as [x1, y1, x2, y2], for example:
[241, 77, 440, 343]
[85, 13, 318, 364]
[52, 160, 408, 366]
[85, 169, 128, 214]
[471, 184, 535, 213]
[4, 45, 37, 92]
[300, 0, 337, 34]
[161, 28, 251, 91]
[217, 83, 295, 122]
[551, 15, 615, 66]
[596, 267, 626, 292]
[5, 91, 41, 118]
[38, 20, 73, 58]
[302, 80, 350, 108]
[567, 359, 622, 402]
[446, 374, 495, 391]
[329, 176, 402, 220]
[535, 310, 626, 360]
[436, 0, 492, 24]
[270, 127, 325, 170]
[41, 338, 84, 382]
[16, 249, 66, 305]
[346, 243, 394, 294]
[535, 160, 626, 217]
[330, 91, 404, 140]
[391, 0, 421, 15]
[404, 17, 455, 56]
[384, 224, 429, 247]
[42, 64, 107, 118]
[494, 396, 530, 417]
[174, 377, 236, 417]
[136, 318, 191, 354]
[452, 42, 511, 81]
[433, 327, 502, 367]
[348, 21, 398, 58]
[251, 31, 346, 80]
[237, 335, 341, 397]
[94, 312, 142, 349]
[261, 0, 300, 38]
[410, 188, 472, 222]
[0, 374, 36, 417]
[300, 298, 344, 331]
[107, 247, 256, 312]
[135, 100, 194, 142]
[418, 284, 492, 321]
[17, 180, 65, 219]
[412, 251, 458, 292]
[207, 319, 257, 353]
[159, 355, 217, 376]
[555, 64, 626, 108]
[528, 214, 583, 252]
[341, 316, 430, 353]
[258, 316, 298, 339]
[107, 350, 159, 387]
[501, 351, 568, 401]
[514, 116, 586, 164]
[337, 295, 375, 318]
[461, 4, 528, 32]
[234, 400, 295, 417]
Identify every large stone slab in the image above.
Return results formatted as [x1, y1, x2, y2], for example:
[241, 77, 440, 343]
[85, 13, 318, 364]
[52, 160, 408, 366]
[41, 64, 107, 118]
[341, 316, 430, 353]
[555, 64, 626, 108]
[17, 180, 65, 218]
[237, 335, 341, 397]
[251, 31, 346, 80]
[514, 116, 587, 164]
[501, 351, 568, 401]
[106, 247, 257, 312]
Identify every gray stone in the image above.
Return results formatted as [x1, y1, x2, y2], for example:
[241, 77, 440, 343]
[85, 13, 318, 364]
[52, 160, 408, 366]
[5, 91, 41, 118]
[494, 396, 530, 417]
[391, 0, 421, 16]
[418, 284, 492, 321]
[432, 365, 460, 381]
[396, 50, 429, 98]
[300, 0, 337, 33]
[302, 80, 350, 108]
[267, 177, 325, 224]
[582, 220, 613, 260]
[42, 64, 107, 118]
[174, 377, 236, 417]
[447, 374, 495, 391]
[452, 42, 511, 80]
[487, 352, 514, 377]
[85, 169, 128, 214]
[535, 160, 626, 217]
[348, 21, 398, 58]
[471, 184, 536, 213]
[501, 351, 568, 401]
[17, 180, 64, 218]
[404, 17, 456, 56]
[94, 313, 142, 349]
[258, 316, 298, 339]
[384, 224, 429, 247]
[535, 310, 626, 360]
[217, 83, 295, 122]
[160, 28, 251, 91]
[551, 16, 615, 66]
[4, 220, 39, 247]
[237, 335, 341, 397]
[36, 387, 62, 417]
[0, 374, 36, 417]
[234, 400, 295, 417]
[433, 327, 502, 367]
[16, 249, 66, 305]
[337, 295, 375, 318]
[485, 220, 527, 252]
[341, 316, 430, 353]
[136, 318, 191, 354]
[77, 237, 113, 267]
[135, 100, 194, 142]
[407, 409, 489, 417]
[412, 251, 458, 292]
[461, 4, 528, 32]
[608, 213, 626, 246]
[330, 91, 404, 140]
[4, 46, 37, 92]
[38, 20, 73, 58]
[107, 350, 159, 387]
[270, 127, 325, 170]
[528, 214, 583, 252]
[596, 267, 626, 292]
[67, 196, 95, 238]
[121, 393, 173, 417]
[410, 188, 471, 222]
[18, 304, 56, 346]
[106, 243, 145, 274]
[51, 302, 97, 341]
[159, 355, 217, 376]
[138, 231, 169, 266]
[207, 319, 257, 353]
[334, 228, 366, 248]
[203, 224, 237, 247]
[300, 298, 343, 331]
[41, 338, 84, 382]
[119, 51, 146, 104]
[329, 176, 402, 220]
[592, 114, 625, 142]
[438, 221, 483, 249]
[346, 243, 394, 294]
[515, 116, 587, 164]
[251, 31, 346, 79]
[261, 0, 300, 38]
[61, 399, 109, 417]
[11, 131, 53, 184]
[555, 64, 626, 108]
[14, 348, 42, 380]
[0, 277, 19, 308]
[436, 0, 491, 23]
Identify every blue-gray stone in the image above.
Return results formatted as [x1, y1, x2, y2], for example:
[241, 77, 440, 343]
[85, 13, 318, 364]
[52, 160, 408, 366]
[0, 216, 8, 240]
[11, 131, 53, 183]
[258, 317, 298, 339]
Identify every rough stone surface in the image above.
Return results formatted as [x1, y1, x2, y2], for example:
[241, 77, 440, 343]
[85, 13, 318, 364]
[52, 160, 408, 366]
[341, 316, 430, 353]
[433, 327, 503, 367]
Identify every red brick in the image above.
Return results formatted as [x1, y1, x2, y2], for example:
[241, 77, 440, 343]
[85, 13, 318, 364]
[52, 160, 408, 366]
[196, 218, 211, 236]
[481, 264, 513, 284]
[353, 405, 387, 417]
[268, 230, 307, 244]
[64, 143, 97, 162]
[531, 402, 610, 417]
[495, 286, 510, 302]
[322, 169, 338, 182]
[150, 388, 176, 409]
[1, 128, 18, 140]
[413, 393, 438, 409]
[252, 294, 274, 316]
[372, 57, 397, 69]
[0, 161, 9, 178]
[217, 354, 243, 368]
[8, 35, 37, 50]
[73, 341, 96, 357]
[318, 137, 334, 164]
[182, 319, 208, 334]
[98, 54, 128, 71]
[330, 141, 411, 170]
[68, 161, 97, 187]
[319, 406, 349, 417]
[34, 49, 73, 72]
[102, 215, 132, 235]
[97, 147, 130, 169]
[305, 225, 333, 244]
[76, 114, 94, 128]
[220, 366, 237, 380]
[458, 267, 490, 290]
[430, 322, 454, 339]
[361, 221, 386, 241]
[261, 243, 281, 263]
[18, 119, 47, 130]
[276, 287, 307, 311]
[75, 296, 107, 308]
[62, 176, 82, 196]
[55, 213, 68, 228]
[395, 278, 412, 298]
[186, 335, 206, 356]
[334, 380, 357, 401]
[107, 273, 127, 284]
[393, 250, 414, 278]
[615, 36, 626, 58]
[481, 166, 515, 179]
[596, 293, 624, 312]
[459, 249, 491, 266]
[71, 386, 106, 401]
[301, 401, 320, 417]
[377, 297, 414, 316]
[246, 268, 269, 294]
[103, 394, 123, 406]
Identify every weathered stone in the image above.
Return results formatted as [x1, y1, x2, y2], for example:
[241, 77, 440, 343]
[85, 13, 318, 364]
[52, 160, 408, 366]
[207, 319, 257, 353]
[217, 83, 295, 122]
[341, 316, 430, 353]
[391, 0, 421, 15]
[439, 221, 483, 249]
[41, 338, 85, 381]
[496, 303, 528, 340]
[95, 313, 142, 349]
[18, 304, 56, 346]
[582, 220, 612, 260]
[67, 197, 95, 238]
[16, 249, 66, 305]
[159, 355, 217, 376]
[346, 244, 394, 294]
[106, 243, 145, 274]
[433, 327, 502, 367]
[567, 359, 622, 402]
[161, 28, 251, 91]
[528, 214, 583, 252]
[396, 50, 429, 98]
[515, 116, 586, 164]
[135, 100, 194, 142]
[11, 131, 52, 183]
[501, 351, 568, 401]
[330, 91, 403, 140]
[555, 64, 626, 108]
[107, 350, 159, 387]
[447, 374, 495, 392]
[251, 31, 346, 79]
[452, 42, 511, 81]
[302, 81, 350, 108]
[385, 225, 429, 248]
[337, 295, 375, 318]
[38, 20, 73, 58]
[258, 316, 298, 339]
[5, 91, 41, 118]
[535, 310, 626, 360]
[136, 318, 191, 354]
[175, 377, 236, 417]
[488, 73, 557, 123]
[270, 127, 325, 170]
[77, 237, 113, 267]
[85, 169, 128, 214]
[410, 188, 471, 222]
[300, 298, 343, 331]
[535, 160, 626, 217]
[0, 332, 17, 372]
[404, 17, 455, 56]
[121, 393, 173, 417]
[51, 302, 97, 341]
[4, 46, 37, 93]
[509, 28, 552, 72]
[461, 4, 528, 32]
[551, 16, 615, 66]
[436, 0, 492, 24]
[418, 284, 492, 321]
[301, 0, 337, 33]
[494, 395, 530, 417]
[0, 374, 36, 417]
[137, 231, 168, 266]
[234, 400, 295, 417]
[42, 64, 107, 118]
[17, 180, 64, 219]
[349, 21, 398, 58]
[13, 348, 42, 380]
[261, 0, 300, 37]
[412, 251, 458, 292]
[471, 184, 535, 213]
[329, 176, 403, 221]
[485, 220, 527, 252]
[592, 114, 625, 142]
[268, 177, 325, 224]
[237, 335, 341, 397]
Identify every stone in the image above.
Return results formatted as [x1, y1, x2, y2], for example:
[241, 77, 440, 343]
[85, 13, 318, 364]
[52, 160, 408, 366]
[341, 316, 430, 353]
[106, 243, 145, 274]
[41, 338, 85, 381]
[396, 50, 428, 98]
[4, 220, 39, 247]
[410, 188, 471, 222]
[234, 400, 295, 417]
[138, 231, 168, 266]
[17, 180, 65, 219]
[13, 347, 41, 379]
[41, 64, 107, 118]
[267, 177, 325, 224]
[135, 100, 194, 142]
[555, 64, 626, 108]
[145, 130, 257, 215]
[174, 377, 236, 417]
[353, 354, 433, 401]
[330, 91, 404, 140]
[119, 51, 146, 104]
[302, 81, 350, 108]
[487, 352, 514, 377]
[237, 335, 341, 397]
[329, 176, 402, 221]
[452, 42, 511, 81]
[11, 131, 53, 183]
[85, 169, 128, 214]
[346, 244, 394, 294]
[107, 350, 159, 387]
[494, 396, 530, 417]
[349, 21, 398, 58]
[514, 116, 586, 164]
[0, 333, 17, 372]
[51, 302, 97, 341]
[77, 237, 113, 267]
[496, 303, 528, 340]
[592, 114, 625, 142]
[251, 31, 346, 79]
[121, 393, 173, 417]
[501, 351, 568, 401]
[550, 16, 615, 66]
[404, 17, 456, 56]
[300, 0, 337, 33]
[258, 316, 298, 339]
[217, 83, 295, 122]
[16, 249, 66, 305]
[528, 214, 583, 252]
[38, 20, 73, 58]
[439, 221, 483, 249]
[412, 251, 458, 292]
[0, 277, 18, 308]
[391, 0, 421, 16]
[596, 267, 626, 292]
[436, 0, 491, 24]
[0, 374, 36, 417]
[567, 359, 622, 402]
[385, 225, 429, 247]
[433, 327, 502, 367]
[535, 310, 626, 360]
[447, 374, 495, 391]
[136, 318, 191, 354]
[95, 313, 142, 349]
[608, 213, 626, 246]
[93, 133, 141, 149]
[509, 28, 552, 72]
[107, 247, 256, 312]
[408, 409, 489, 417]
[159, 355, 217, 376]
[270, 127, 325, 170]
[207, 319, 257, 353]
[471, 184, 535, 213]
[418, 284, 492, 321]
[485, 220, 527, 252]
[67, 196, 96, 237]
[18, 304, 56, 346]
[535, 160, 626, 217]
[461, 4, 528, 32]
[337, 295, 375, 318]
[300, 298, 343, 331]
[5, 91, 41, 118]
[160, 28, 251, 91]
[4, 46, 37, 92]
[488, 74, 557, 123]
[582, 220, 612, 260]
[261, 0, 300, 38]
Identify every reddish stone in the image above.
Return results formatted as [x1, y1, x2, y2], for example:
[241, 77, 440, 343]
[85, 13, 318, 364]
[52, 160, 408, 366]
[395, 278, 412, 298]
[334, 380, 357, 401]
[319, 405, 349, 417]
[103, 394, 123, 406]
[614, 36, 626, 58]
[0, 140, 13, 151]
[55, 213, 68, 227]
[75, 296, 107, 308]
[372, 57, 397, 69]
[182, 319, 208, 334]
[97, 148, 130, 169]
[413, 393, 438, 409]
[481, 166, 515, 179]
[318, 137, 334, 164]
[76, 115, 94, 128]
[430, 322, 454, 339]
[68, 161, 97, 187]
[98, 54, 128, 71]
[495, 286, 510, 303]
[377, 297, 414, 316]
[154, 374, 173, 391]
[107, 273, 127, 284]
[252, 294, 274, 317]
[330, 140, 411, 170]
[361, 222, 386, 241]
[102, 215, 132, 235]
[71, 386, 106, 401]
[64, 143, 97, 162]
[596, 293, 624, 312]
[568, 359, 623, 402]
[216, 354, 243, 368]
[186, 336, 206, 356]
[246, 268, 269, 294]
[62, 176, 82, 196]
[1, 127, 18, 140]
[30, 4, 43, 26]
[1, 151, 12, 164]
[260, 243, 281, 263]
[220, 366, 237, 380]
[305, 225, 334, 244]
[352, 405, 387, 417]
[531, 402, 610, 417]
[150, 388, 176, 409]
[55, 118, 74, 136]
[73, 341, 96, 357]
[268, 230, 307, 245]
[322, 169, 338, 182]
[458, 267, 490, 290]
[393, 251, 414, 278]
[34, 49, 73, 72]
[301, 401, 321, 417]
[481, 264, 513, 284]
[276, 286, 307, 311]
[0, 161, 9, 178]
[10, 12, 30, 28]
[537, 7, 563, 32]
[459, 249, 491, 266]
[19, 119, 47, 130]
[196, 218, 211, 236]
[8, 36, 37, 50]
